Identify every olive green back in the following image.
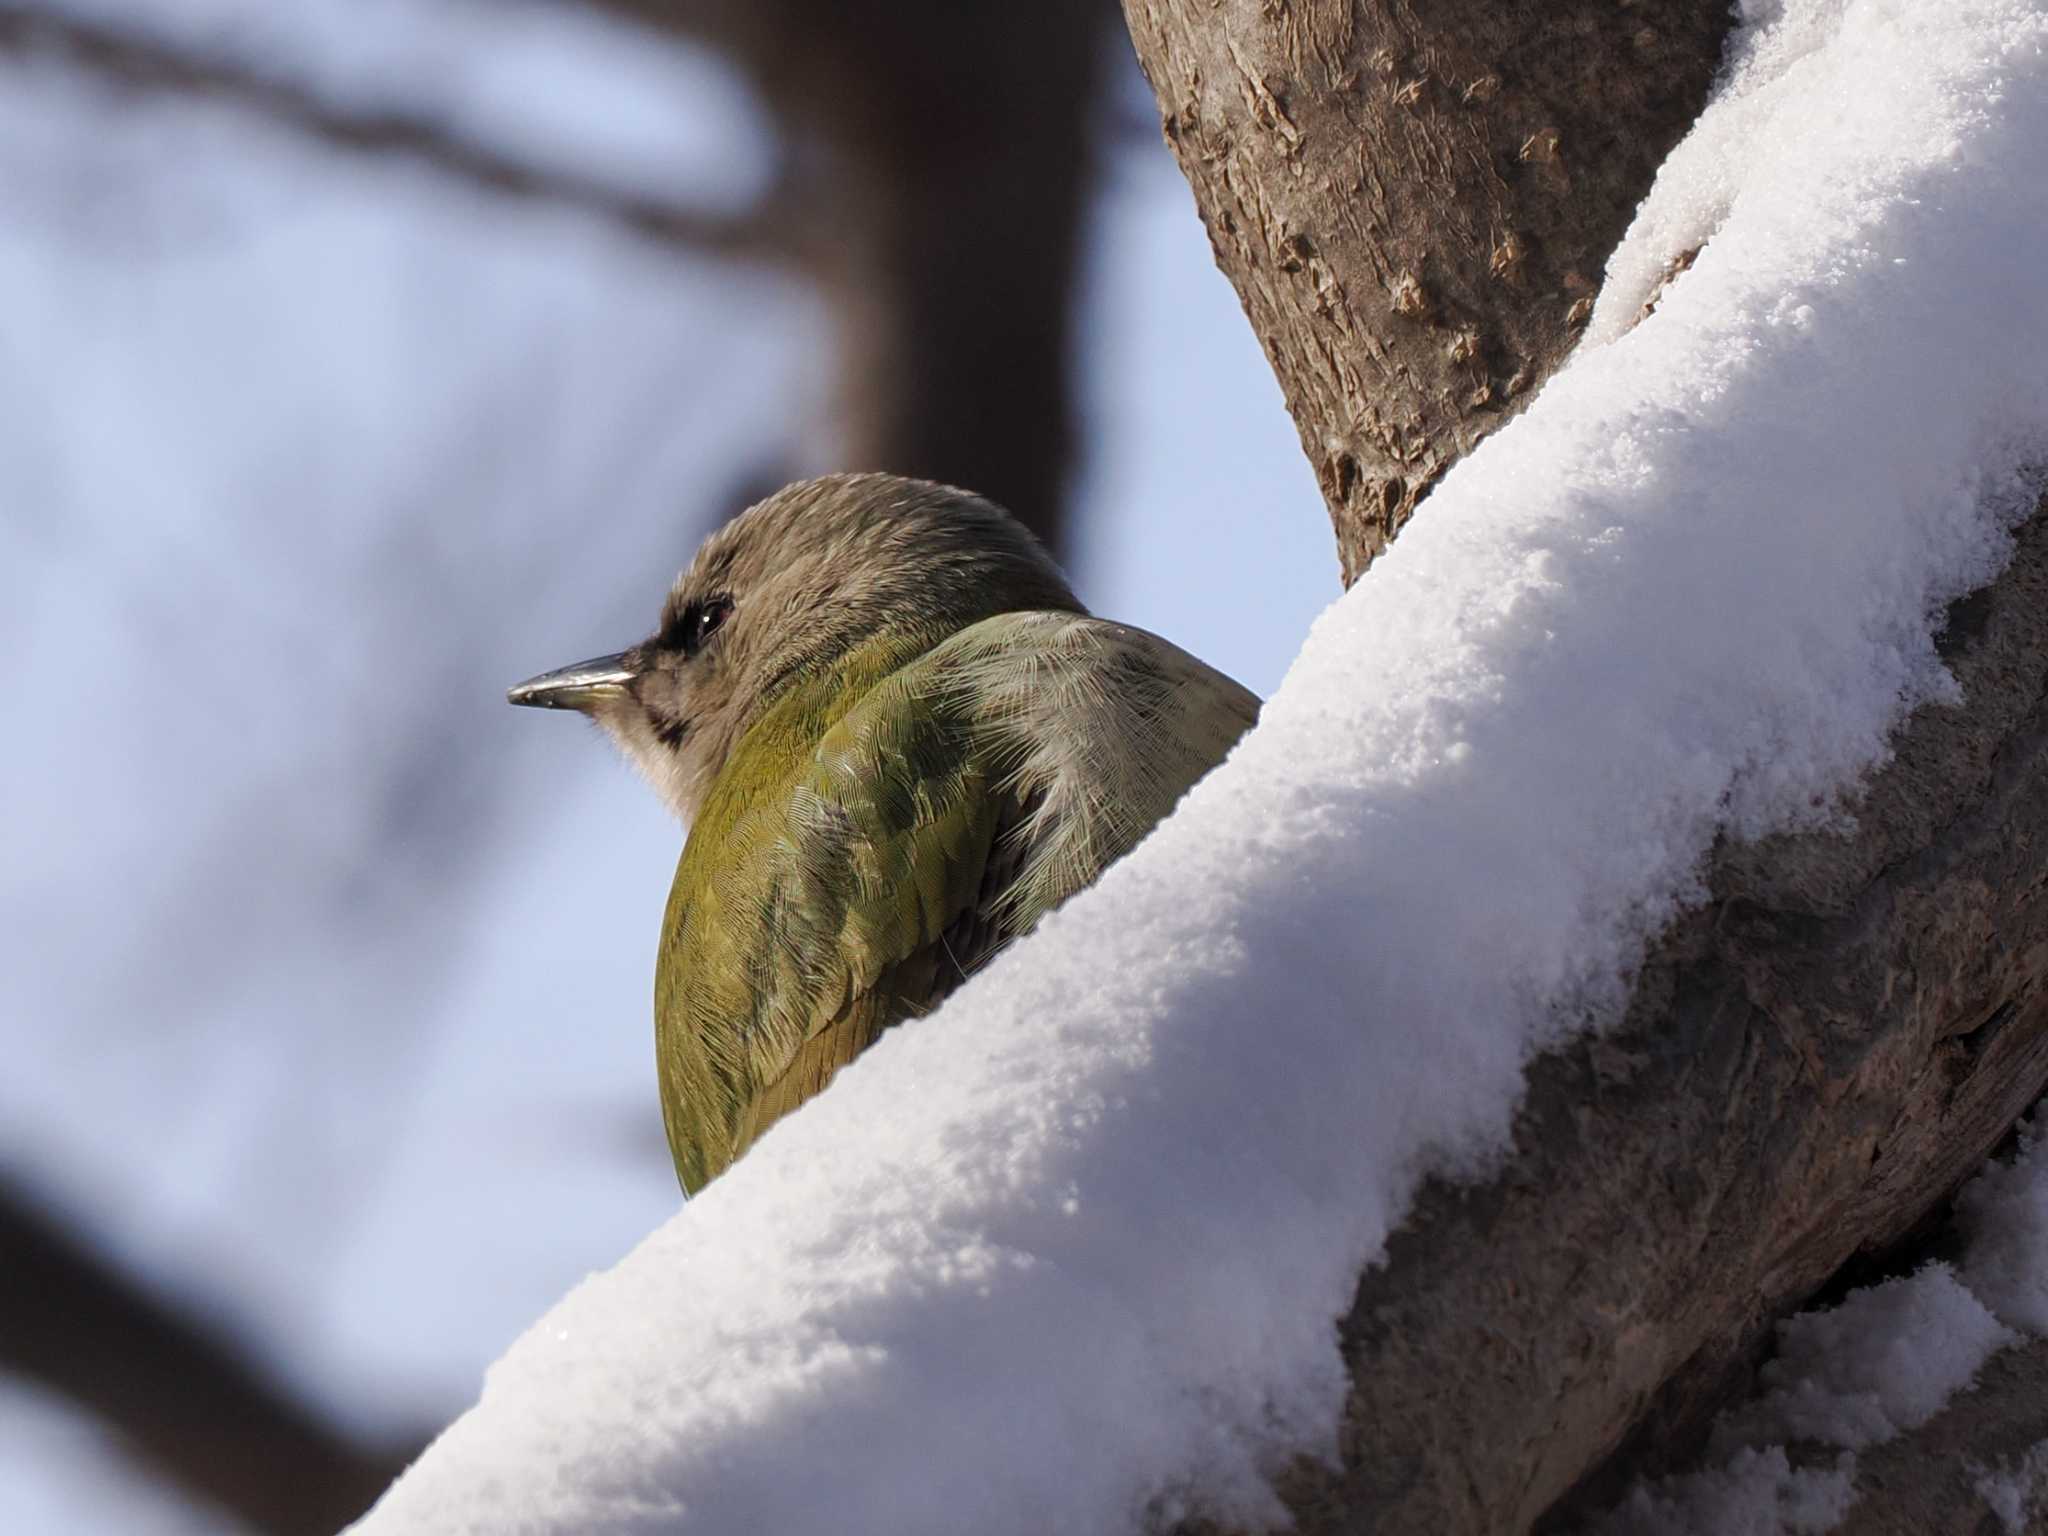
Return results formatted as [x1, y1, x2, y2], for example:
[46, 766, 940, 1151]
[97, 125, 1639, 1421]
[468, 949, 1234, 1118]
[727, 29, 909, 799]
[655, 611, 1259, 1194]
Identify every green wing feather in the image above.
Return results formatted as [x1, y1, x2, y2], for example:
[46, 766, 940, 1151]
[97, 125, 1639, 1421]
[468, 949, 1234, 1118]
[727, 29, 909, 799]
[655, 612, 1259, 1194]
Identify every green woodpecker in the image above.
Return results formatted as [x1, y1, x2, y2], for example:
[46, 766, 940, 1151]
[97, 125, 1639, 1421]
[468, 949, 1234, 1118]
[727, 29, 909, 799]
[509, 474, 1258, 1195]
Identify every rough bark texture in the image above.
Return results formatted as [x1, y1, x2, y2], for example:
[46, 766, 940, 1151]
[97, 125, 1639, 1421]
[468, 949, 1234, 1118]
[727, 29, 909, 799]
[1166, 501, 2048, 1533]
[1122, 0, 1731, 581]
[1830, 1338, 2048, 1535]
[1577, 1334, 2048, 1533]
[1127, 1, 2048, 1528]
[1289, 498, 2048, 1534]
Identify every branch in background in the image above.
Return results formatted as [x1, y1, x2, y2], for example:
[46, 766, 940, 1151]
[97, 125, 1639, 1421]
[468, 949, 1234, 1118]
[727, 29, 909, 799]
[571, 0, 1116, 554]
[0, 2, 1118, 1521]
[0, 1179, 427, 1536]
[0, 3, 1118, 1529]
[2, 0, 1111, 555]
[0, 1, 790, 263]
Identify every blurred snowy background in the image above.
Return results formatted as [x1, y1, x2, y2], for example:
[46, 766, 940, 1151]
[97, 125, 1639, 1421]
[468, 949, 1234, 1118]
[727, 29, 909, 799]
[0, 1, 1332, 1530]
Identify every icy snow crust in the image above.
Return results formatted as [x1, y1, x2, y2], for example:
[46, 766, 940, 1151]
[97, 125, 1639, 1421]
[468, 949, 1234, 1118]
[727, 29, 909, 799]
[358, 2, 2048, 1531]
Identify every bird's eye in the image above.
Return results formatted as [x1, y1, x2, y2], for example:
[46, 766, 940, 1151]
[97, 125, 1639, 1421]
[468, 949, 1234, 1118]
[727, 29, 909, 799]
[676, 596, 732, 658]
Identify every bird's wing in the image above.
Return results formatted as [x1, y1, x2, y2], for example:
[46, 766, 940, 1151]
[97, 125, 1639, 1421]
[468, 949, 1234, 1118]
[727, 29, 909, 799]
[934, 611, 1263, 930]
[656, 612, 1260, 1194]
[722, 784, 1037, 1170]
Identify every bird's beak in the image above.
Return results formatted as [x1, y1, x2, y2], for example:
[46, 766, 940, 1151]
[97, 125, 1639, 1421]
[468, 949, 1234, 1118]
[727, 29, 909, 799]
[507, 652, 636, 712]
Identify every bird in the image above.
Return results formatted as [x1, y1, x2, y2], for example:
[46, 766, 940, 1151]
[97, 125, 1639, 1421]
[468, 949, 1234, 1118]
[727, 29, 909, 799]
[509, 473, 1259, 1195]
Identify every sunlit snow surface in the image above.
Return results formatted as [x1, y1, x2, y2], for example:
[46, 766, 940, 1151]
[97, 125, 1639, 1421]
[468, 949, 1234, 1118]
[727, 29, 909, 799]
[358, 1, 2048, 1530]
[0, 9, 1330, 1526]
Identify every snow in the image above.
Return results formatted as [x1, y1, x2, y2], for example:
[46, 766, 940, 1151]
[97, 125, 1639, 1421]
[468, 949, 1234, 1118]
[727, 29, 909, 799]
[0, 0, 800, 1481]
[1594, 1449, 1857, 1536]
[1715, 1267, 2014, 1451]
[356, 1, 2048, 1532]
[0, 48, 793, 1417]
[1973, 1442, 2048, 1534]
[0, 3, 1335, 1531]
[1592, 1107, 2048, 1533]
[0, 6, 1334, 1525]
[1959, 1110, 2048, 1334]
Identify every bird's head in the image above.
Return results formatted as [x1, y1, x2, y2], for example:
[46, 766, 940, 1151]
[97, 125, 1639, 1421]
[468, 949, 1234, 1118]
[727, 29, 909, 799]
[508, 473, 1082, 823]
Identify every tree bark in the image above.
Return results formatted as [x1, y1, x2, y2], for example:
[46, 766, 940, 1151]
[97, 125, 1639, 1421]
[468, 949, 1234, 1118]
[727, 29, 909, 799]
[1298, 498, 2048, 1532]
[1829, 1336, 2048, 1536]
[1124, 1, 2048, 1530]
[1122, 0, 1730, 581]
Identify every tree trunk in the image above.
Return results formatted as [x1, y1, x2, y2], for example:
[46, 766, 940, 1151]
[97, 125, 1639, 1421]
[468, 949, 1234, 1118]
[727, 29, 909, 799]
[1122, 0, 1729, 581]
[586, 0, 1111, 555]
[1125, 1, 2048, 1529]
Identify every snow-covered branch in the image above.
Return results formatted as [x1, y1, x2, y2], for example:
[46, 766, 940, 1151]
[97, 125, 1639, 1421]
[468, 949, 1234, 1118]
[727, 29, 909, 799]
[354, 2, 2048, 1532]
